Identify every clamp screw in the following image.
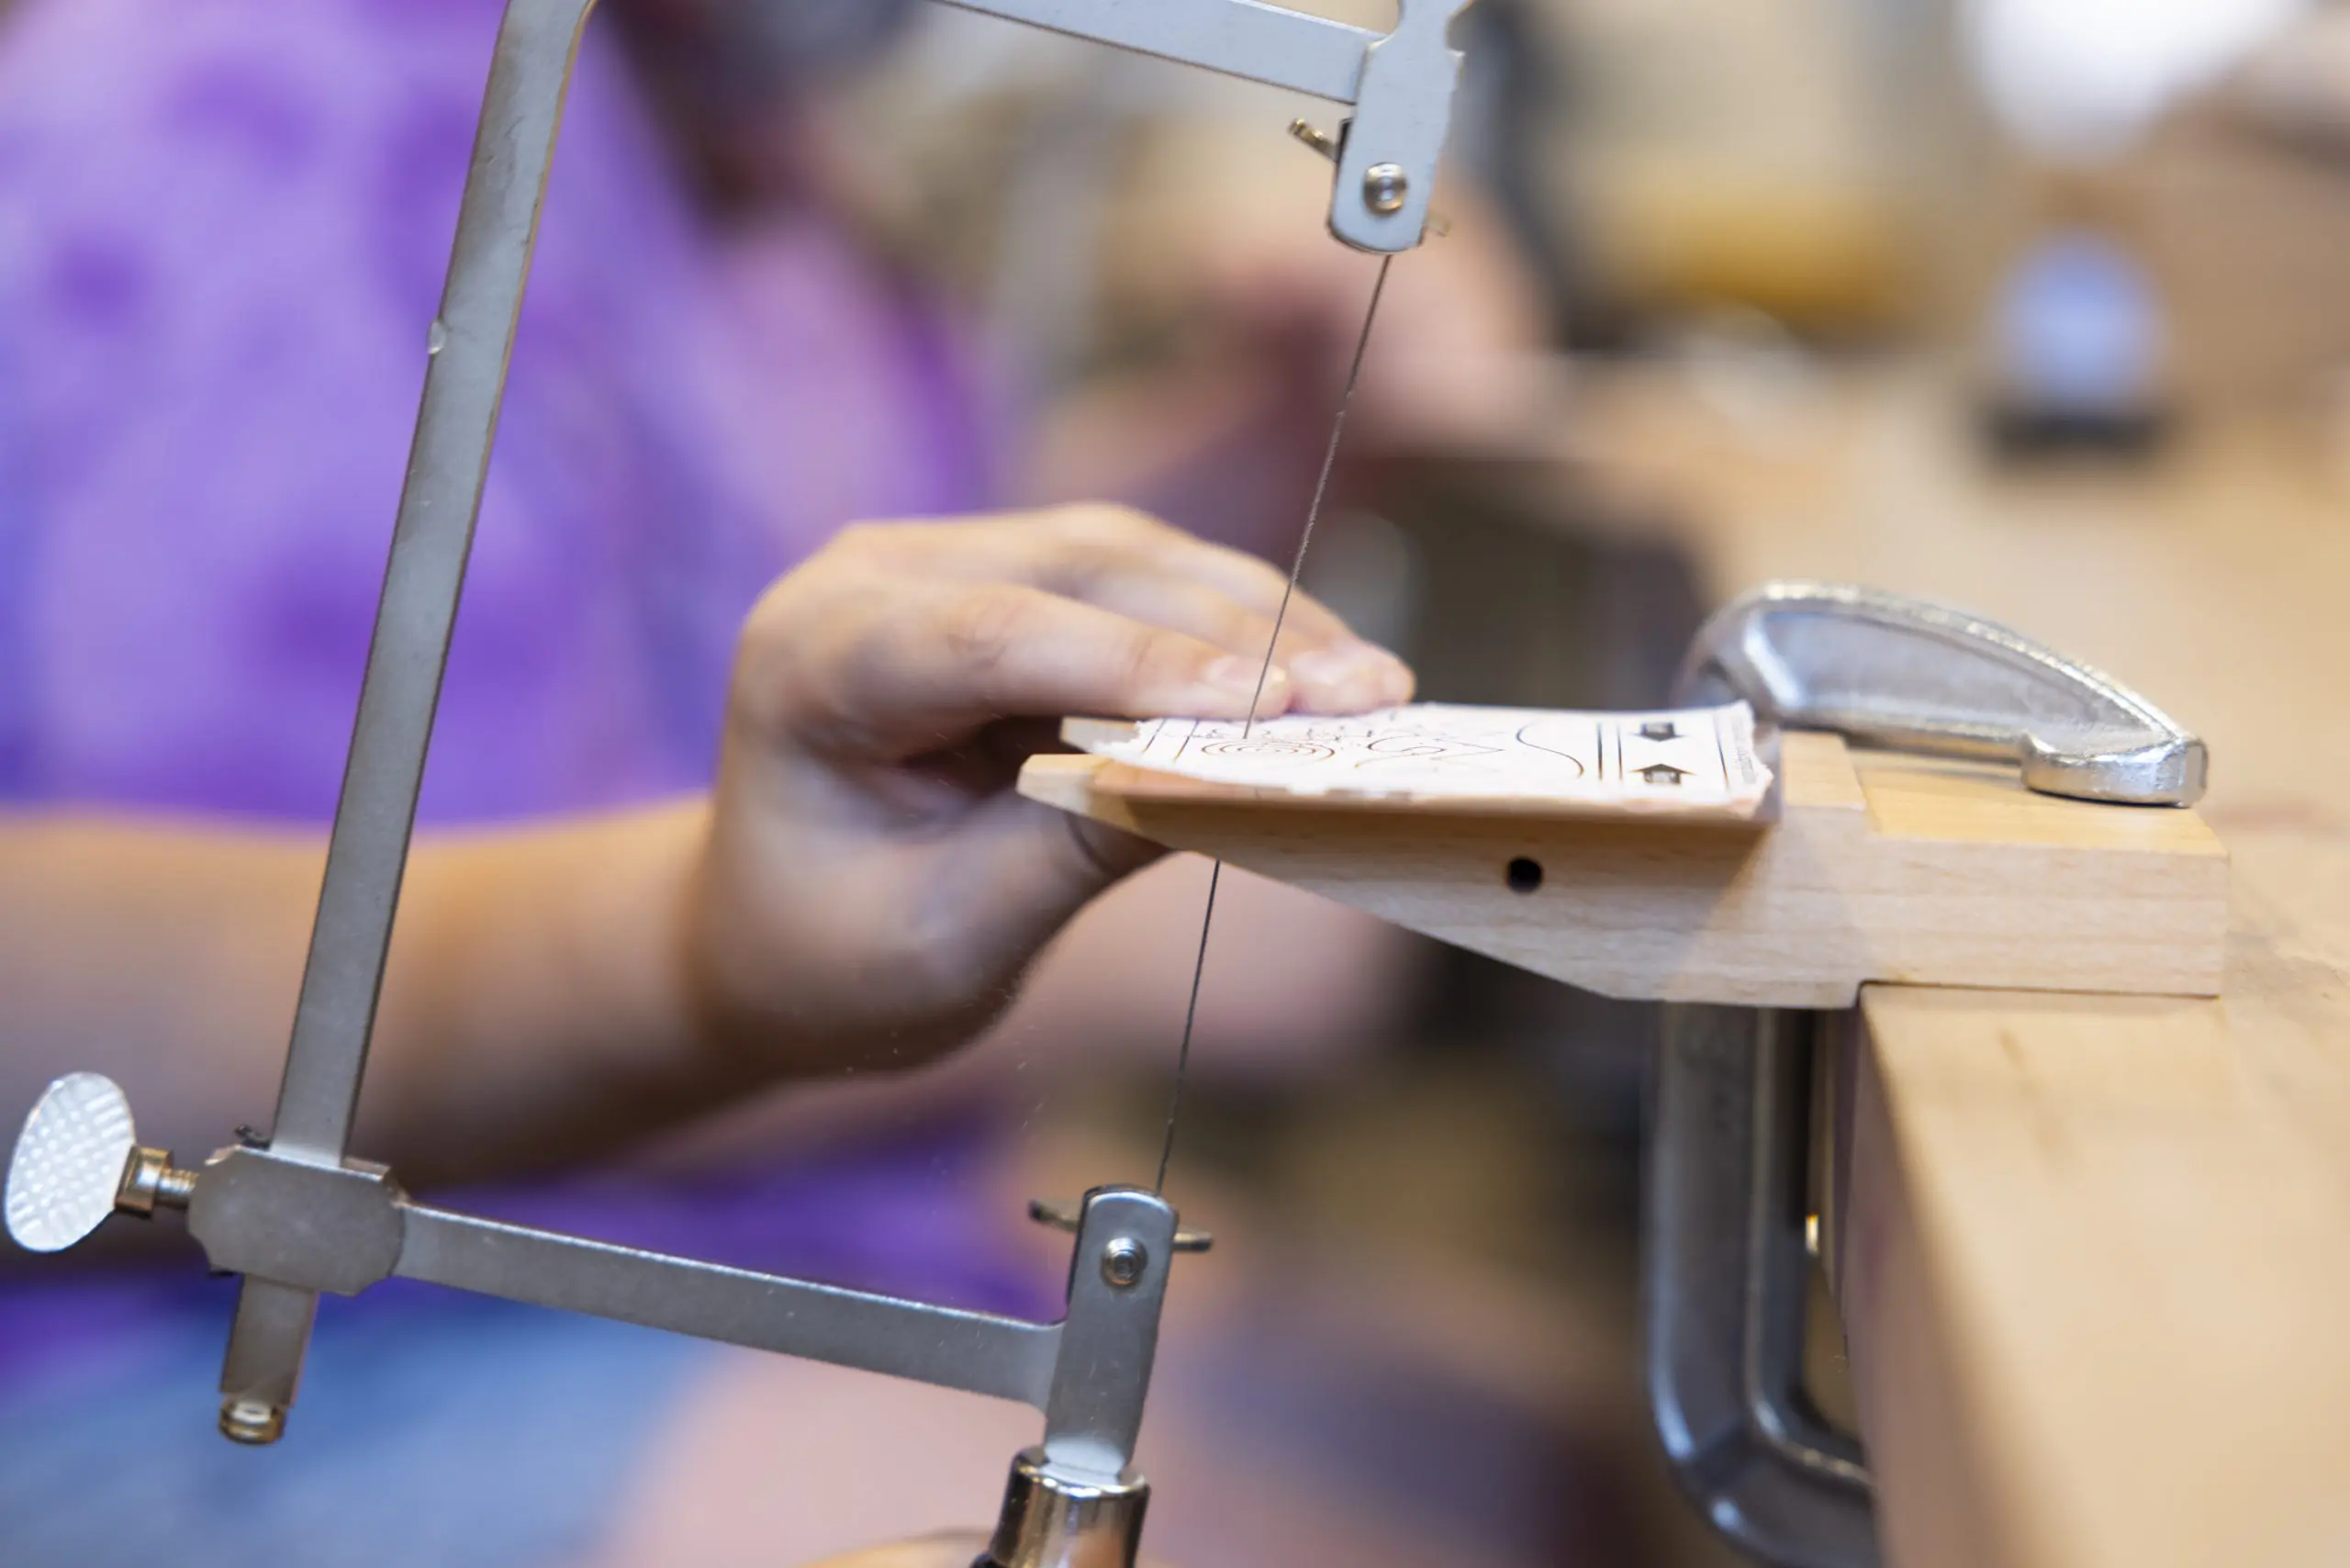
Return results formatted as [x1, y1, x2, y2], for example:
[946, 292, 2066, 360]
[116, 1145, 196, 1216]
[1363, 162, 1409, 216]
[1100, 1237, 1148, 1289]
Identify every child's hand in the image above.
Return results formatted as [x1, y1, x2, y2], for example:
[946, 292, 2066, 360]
[686, 505, 1411, 1071]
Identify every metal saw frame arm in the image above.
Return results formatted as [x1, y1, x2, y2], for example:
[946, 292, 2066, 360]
[938, 0, 1474, 252]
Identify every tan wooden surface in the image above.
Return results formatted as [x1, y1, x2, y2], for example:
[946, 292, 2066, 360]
[1571, 367, 2350, 1568]
[1022, 731, 2227, 1008]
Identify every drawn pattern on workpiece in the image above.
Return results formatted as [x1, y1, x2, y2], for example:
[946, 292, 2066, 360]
[1083, 701, 1774, 816]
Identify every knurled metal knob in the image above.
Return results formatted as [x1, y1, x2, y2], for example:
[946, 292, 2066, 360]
[6, 1072, 138, 1252]
[6, 1072, 194, 1254]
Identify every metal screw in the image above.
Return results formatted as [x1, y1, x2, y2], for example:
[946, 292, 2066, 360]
[1100, 1237, 1148, 1289]
[1289, 118, 1341, 162]
[115, 1146, 196, 1217]
[1026, 1197, 1080, 1234]
[1363, 162, 1409, 216]
[218, 1397, 285, 1445]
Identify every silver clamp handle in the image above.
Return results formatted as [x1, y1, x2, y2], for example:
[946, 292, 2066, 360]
[1673, 581, 2207, 806]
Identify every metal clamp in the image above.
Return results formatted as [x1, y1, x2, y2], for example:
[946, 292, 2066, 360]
[1644, 1007, 1873, 1568]
[1675, 581, 2206, 806]
[1647, 583, 2209, 1566]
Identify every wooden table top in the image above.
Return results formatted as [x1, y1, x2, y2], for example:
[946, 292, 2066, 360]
[1566, 364, 2350, 1568]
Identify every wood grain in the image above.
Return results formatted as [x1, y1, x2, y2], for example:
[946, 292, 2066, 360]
[1022, 730, 2226, 1008]
[1566, 364, 2350, 1568]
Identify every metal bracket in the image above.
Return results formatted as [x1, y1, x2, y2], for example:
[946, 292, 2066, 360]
[938, 0, 1472, 252]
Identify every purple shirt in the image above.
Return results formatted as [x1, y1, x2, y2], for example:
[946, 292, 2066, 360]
[0, 0, 991, 822]
[0, 0, 1045, 1336]
[0, 10, 1051, 1555]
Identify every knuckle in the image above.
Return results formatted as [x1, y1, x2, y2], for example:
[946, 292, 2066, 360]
[1048, 501, 1165, 545]
[1116, 622, 1182, 696]
[830, 520, 927, 568]
[938, 584, 1037, 679]
[1049, 538, 1131, 598]
[736, 571, 893, 751]
[1229, 549, 1292, 599]
[1214, 599, 1273, 648]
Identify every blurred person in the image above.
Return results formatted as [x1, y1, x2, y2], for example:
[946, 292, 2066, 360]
[0, 0, 1544, 1562]
[3, 506, 1397, 1564]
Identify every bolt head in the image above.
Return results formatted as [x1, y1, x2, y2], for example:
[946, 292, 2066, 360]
[1100, 1237, 1148, 1289]
[1363, 162, 1409, 216]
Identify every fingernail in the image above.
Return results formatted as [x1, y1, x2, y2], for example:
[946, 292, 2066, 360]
[1290, 643, 1411, 704]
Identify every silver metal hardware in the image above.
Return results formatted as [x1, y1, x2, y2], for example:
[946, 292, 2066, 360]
[5, 1072, 165, 1252]
[1288, 118, 1451, 238]
[1648, 583, 2209, 1565]
[396, 1203, 1063, 1405]
[1099, 1238, 1148, 1289]
[188, 1150, 408, 1299]
[200, 0, 1462, 1453]
[976, 1446, 1150, 1568]
[1028, 1198, 1080, 1233]
[205, 0, 607, 1432]
[1362, 162, 1408, 214]
[219, 1397, 286, 1446]
[942, 0, 1472, 252]
[116, 1144, 197, 1216]
[1675, 581, 2207, 806]
[6, 1074, 1191, 1468]
[1646, 1007, 1874, 1568]
[1031, 1197, 1213, 1254]
[1287, 118, 1340, 160]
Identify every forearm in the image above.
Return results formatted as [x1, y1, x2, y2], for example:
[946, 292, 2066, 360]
[0, 805, 738, 1187]
[368, 801, 728, 1182]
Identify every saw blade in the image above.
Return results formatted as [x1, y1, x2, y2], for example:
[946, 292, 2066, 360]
[1151, 253, 1395, 1193]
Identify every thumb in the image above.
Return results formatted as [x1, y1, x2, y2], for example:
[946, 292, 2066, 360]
[933, 792, 1164, 991]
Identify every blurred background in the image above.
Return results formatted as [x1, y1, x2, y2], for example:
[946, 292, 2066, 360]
[758, 1, 2342, 1562]
[6, 0, 2347, 1562]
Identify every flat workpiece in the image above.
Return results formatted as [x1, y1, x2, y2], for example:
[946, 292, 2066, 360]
[1019, 726, 2227, 1008]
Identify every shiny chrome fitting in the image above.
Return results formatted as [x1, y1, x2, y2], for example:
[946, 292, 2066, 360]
[976, 1447, 1148, 1568]
[218, 1396, 286, 1445]
[116, 1145, 196, 1216]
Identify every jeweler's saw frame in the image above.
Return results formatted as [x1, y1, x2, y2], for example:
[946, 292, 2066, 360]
[2, 4, 1472, 1565]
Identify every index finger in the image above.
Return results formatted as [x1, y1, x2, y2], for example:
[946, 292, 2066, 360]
[738, 577, 1297, 761]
